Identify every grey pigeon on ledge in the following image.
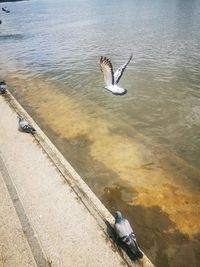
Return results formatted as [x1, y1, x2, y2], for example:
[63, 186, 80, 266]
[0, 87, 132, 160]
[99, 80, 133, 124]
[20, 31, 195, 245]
[114, 211, 143, 260]
[0, 80, 7, 94]
[18, 116, 36, 134]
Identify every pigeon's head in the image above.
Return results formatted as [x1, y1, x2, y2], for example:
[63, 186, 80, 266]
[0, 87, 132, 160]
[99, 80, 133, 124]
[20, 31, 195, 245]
[0, 80, 6, 85]
[18, 116, 23, 122]
[114, 211, 123, 223]
[0, 80, 6, 90]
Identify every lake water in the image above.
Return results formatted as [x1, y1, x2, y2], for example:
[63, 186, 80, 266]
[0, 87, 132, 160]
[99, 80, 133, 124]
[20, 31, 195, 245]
[0, 0, 200, 266]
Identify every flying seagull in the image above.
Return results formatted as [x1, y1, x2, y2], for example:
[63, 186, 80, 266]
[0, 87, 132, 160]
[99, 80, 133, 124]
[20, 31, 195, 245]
[18, 116, 36, 134]
[0, 80, 7, 94]
[100, 54, 133, 95]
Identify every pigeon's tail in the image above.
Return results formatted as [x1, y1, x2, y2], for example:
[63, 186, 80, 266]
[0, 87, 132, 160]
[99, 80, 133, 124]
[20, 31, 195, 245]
[23, 125, 36, 134]
[30, 127, 36, 134]
[0, 89, 6, 95]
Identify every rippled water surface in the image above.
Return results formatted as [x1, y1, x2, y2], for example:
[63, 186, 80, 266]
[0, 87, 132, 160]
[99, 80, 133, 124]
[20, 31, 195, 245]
[0, 0, 200, 266]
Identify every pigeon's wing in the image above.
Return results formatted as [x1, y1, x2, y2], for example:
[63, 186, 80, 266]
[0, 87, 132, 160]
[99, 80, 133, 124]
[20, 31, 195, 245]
[23, 124, 36, 133]
[100, 56, 114, 86]
[114, 54, 133, 84]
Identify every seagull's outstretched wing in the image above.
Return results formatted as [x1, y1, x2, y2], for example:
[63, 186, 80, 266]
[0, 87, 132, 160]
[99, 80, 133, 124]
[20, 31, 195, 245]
[100, 56, 114, 86]
[114, 54, 133, 85]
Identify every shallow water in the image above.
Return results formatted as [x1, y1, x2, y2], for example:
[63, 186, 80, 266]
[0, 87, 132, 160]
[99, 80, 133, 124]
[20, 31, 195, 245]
[0, 0, 200, 266]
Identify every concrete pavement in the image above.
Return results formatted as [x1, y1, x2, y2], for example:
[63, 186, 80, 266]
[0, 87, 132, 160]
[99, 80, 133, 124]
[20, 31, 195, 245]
[0, 170, 37, 267]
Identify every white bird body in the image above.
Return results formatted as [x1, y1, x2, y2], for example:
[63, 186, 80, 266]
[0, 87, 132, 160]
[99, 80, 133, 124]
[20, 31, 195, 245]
[105, 84, 126, 95]
[100, 54, 133, 95]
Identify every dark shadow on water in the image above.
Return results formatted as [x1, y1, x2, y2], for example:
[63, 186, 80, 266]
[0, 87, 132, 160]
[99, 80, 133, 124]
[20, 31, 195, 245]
[0, 34, 24, 41]
[39, 130, 125, 197]
[0, 0, 26, 2]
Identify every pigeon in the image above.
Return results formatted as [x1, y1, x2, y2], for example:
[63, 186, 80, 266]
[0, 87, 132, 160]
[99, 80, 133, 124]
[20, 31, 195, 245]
[100, 54, 133, 95]
[0, 80, 7, 94]
[114, 211, 135, 241]
[18, 116, 36, 134]
[114, 211, 143, 260]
